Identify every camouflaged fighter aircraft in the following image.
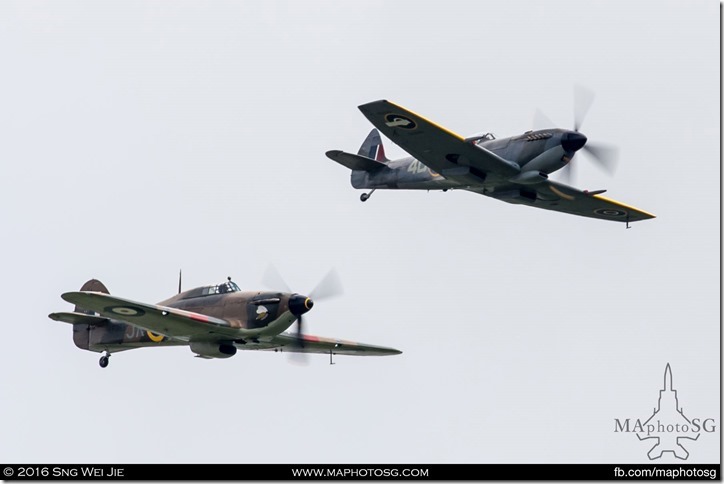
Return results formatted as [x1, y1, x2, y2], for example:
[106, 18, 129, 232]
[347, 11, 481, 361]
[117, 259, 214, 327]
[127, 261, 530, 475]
[49, 270, 400, 368]
[327, 91, 655, 225]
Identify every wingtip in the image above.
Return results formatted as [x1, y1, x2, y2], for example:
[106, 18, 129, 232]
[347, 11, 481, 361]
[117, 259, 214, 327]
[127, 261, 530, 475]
[591, 194, 656, 221]
[358, 99, 389, 110]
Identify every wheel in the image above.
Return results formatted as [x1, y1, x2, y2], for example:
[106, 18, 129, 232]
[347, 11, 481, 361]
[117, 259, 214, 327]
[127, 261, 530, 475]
[99, 356, 109, 368]
[360, 193, 369, 202]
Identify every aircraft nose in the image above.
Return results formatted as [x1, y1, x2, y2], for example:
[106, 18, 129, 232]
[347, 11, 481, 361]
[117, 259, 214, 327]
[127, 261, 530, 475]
[561, 131, 587, 152]
[289, 294, 313, 317]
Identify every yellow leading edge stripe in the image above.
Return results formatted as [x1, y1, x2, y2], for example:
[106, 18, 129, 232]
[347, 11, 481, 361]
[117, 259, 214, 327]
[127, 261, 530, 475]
[592, 194, 656, 218]
[386, 100, 466, 141]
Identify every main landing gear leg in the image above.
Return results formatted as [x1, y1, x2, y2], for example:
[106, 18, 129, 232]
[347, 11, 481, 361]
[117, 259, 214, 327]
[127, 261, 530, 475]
[329, 350, 335, 365]
[626, 216, 631, 229]
[360, 189, 376, 202]
[99, 351, 111, 368]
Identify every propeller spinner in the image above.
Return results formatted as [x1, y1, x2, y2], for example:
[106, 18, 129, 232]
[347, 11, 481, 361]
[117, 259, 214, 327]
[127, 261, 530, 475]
[535, 85, 619, 184]
[262, 266, 343, 362]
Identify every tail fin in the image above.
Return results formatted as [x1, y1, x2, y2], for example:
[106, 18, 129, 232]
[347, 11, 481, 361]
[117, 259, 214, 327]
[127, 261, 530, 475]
[75, 279, 109, 314]
[357, 129, 389, 162]
[326, 129, 390, 171]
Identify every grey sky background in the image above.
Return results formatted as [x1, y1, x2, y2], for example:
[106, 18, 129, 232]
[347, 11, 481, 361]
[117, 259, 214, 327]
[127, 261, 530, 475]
[1, 0, 719, 464]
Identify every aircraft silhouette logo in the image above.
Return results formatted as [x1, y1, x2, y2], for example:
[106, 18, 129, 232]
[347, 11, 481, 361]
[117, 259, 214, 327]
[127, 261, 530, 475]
[636, 364, 700, 460]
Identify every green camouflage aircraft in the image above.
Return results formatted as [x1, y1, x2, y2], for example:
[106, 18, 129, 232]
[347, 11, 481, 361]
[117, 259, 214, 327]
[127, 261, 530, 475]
[328, 91, 655, 225]
[49, 270, 400, 368]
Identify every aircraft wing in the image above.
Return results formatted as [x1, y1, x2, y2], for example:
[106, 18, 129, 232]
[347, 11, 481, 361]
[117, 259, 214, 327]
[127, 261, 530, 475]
[265, 333, 402, 356]
[61, 291, 243, 341]
[467, 178, 656, 223]
[358, 99, 520, 184]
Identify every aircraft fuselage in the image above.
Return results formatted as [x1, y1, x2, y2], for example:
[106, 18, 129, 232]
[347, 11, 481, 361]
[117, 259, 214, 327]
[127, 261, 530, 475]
[74, 290, 304, 352]
[352, 128, 577, 190]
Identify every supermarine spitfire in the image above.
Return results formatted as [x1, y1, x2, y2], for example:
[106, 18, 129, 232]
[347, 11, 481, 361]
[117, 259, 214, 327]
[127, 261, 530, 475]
[328, 92, 654, 225]
[49, 270, 400, 368]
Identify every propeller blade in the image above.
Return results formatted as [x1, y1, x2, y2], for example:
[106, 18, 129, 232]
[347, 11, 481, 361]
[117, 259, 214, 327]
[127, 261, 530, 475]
[309, 269, 343, 301]
[582, 142, 619, 175]
[289, 315, 308, 364]
[533, 108, 556, 130]
[261, 264, 291, 293]
[573, 84, 595, 132]
[559, 159, 575, 185]
[295, 314, 304, 347]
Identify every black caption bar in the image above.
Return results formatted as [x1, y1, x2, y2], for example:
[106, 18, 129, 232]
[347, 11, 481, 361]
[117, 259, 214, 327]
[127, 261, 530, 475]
[1, 464, 720, 481]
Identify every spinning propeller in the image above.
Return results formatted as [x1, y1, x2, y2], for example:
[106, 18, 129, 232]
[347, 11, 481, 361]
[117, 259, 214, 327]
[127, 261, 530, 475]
[262, 265, 344, 363]
[535, 85, 619, 185]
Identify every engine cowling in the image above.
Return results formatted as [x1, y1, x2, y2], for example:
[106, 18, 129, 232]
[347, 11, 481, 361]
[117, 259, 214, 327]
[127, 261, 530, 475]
[520, 144, 568, 175]
[189, 342, 237, 359]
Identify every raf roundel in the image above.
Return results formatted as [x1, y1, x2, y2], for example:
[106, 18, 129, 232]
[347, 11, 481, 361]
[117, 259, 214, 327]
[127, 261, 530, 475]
[594, 208, 627, 217]
[105, 305, 146, 317]
[384, 113, 416, 130]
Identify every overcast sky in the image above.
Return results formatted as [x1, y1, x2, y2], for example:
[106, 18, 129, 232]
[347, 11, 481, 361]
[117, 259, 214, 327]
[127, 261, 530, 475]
[1, 0, 719, 465]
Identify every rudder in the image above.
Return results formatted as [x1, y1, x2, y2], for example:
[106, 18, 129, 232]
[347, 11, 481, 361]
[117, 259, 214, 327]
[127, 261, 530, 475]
[357, 129, 389, 162]
[75, 279, 110, 314]
[73, 279, 110, 351]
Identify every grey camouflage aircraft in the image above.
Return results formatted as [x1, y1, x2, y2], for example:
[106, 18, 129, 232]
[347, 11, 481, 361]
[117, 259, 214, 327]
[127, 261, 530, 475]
[49, 271, 400, 368]
[328, 96, 655, 225]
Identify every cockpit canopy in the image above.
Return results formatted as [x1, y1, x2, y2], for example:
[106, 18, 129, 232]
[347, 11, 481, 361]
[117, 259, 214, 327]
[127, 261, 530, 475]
[465, 132, 497, 145]
[181, 280, 241, 300]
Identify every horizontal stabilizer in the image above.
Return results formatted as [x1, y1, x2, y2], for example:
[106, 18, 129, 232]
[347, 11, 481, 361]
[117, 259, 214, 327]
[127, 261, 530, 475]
[326, 150, 388, 172]
[49, 311, 109, 326]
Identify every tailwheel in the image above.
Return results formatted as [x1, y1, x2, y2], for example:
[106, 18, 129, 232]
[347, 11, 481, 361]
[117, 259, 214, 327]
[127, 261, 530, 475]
[99, 352, 111, 368]
[360, 189, 376, 202]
